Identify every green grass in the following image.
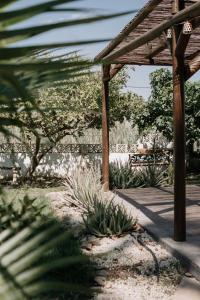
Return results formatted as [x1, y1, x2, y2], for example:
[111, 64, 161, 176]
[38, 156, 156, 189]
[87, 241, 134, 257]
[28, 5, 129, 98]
[0, 186, 66, 217]
[2, 186, 65, 199]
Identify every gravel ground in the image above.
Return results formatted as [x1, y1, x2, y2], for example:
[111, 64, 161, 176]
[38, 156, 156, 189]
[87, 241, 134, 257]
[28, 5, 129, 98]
[48, 191, 183, 300]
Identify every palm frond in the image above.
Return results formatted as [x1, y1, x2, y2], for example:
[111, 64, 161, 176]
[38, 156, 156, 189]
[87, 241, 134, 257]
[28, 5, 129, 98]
[0, 11, 135, 45]
[0, 0, 136, 136]
[0, 0, 135, 95]
[0, 0, 79, 26]
[0, 0, 19, 10]
[0, 39, 110, 60]
[0, 222, 90, 300]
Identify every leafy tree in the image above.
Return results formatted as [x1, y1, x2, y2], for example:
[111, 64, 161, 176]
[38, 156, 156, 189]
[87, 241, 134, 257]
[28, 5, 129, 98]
[10, 69, 144, 178]
[0, 0, 134, 135]
[74, 68, 145, 128]
[138, 68, 200, 156]
[0, 1, 137, 298]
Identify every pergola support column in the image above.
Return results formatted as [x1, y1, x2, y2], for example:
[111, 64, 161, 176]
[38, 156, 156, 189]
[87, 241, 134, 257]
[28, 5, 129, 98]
[172, 0, 186, 241]
[102, 65, 110, 191]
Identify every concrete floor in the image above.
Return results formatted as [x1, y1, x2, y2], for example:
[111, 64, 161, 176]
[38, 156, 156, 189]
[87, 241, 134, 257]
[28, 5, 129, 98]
[117, 185, 200, 280]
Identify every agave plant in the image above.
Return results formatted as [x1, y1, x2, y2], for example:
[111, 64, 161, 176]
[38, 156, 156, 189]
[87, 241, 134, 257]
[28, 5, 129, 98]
[140, 164, 166, 187]
[83, 198, 137, 237]
[165, 162, 174, 186]
[109, 161, 143, 189]
[65, 165, 102, 211]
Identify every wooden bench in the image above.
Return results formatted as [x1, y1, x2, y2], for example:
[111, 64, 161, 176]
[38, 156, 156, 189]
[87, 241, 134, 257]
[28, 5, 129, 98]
[129, 149, 173, 168]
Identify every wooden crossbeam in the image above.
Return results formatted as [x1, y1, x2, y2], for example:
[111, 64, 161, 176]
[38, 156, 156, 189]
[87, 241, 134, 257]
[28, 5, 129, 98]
[110, 64, 124, 80]
[102, 64, 124, 81]
[102, 1, 200, 63]
[176, 32, 191, 56]
[185, 51, 200, 80]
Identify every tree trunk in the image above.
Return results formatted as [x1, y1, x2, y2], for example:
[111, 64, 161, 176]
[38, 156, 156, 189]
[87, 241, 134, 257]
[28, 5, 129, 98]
[26, 136, 41, 180]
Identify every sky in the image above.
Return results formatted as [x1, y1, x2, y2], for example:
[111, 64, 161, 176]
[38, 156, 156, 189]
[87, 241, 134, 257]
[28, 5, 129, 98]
[11, 0, 200, 100]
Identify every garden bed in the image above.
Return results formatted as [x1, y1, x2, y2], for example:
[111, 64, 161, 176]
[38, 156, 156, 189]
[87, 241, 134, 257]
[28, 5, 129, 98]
[49, 191, 183, 300]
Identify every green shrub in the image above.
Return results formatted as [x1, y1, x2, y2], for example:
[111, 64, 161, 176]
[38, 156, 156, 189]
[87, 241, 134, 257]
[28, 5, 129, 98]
[0, 221, 94, 300]
[65, 166, 102, 211]
[109, 161, 142, 189]
[83, 199, 137, 237]
[109, 161, 167, 189]
[0, 193, 95, 300]
[0, 194, 51, 231]
[140, 164, 166, 187]
[65, 165, 137, 238]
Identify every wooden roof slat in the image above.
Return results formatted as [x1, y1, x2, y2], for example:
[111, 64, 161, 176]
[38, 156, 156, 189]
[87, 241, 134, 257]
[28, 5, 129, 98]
[145, 38, 167, 59]
[100, 1, 200, 63]
[95, 0, 163, 61]
[96, 0, 200, 67]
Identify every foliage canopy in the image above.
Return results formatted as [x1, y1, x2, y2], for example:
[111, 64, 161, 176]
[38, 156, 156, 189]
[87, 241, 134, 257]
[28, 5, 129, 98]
[138, 68, 200, 154]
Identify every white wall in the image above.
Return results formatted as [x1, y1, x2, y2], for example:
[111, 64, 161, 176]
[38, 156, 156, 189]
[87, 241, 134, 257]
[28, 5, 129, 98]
[0, 152, 130, 178]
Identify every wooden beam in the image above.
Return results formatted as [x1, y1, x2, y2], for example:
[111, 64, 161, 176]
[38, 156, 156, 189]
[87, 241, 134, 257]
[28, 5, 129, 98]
[102, 63, 124, 81]
[175, 32, 191, 56]
[185, 52, 200, 79]
[102, 64, 111, 81]
[94, 0, 163, 62]
[102, 65, 110, 191]
[110, 64, 124, 80]
[186, 0, 199, 2]
[173, 0, 186, 242]
[102, 1, 200, 63]
[145, 39, 167, 59]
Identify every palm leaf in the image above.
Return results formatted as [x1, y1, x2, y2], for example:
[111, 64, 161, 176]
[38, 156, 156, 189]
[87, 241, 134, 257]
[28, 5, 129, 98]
[0, 0, 135, 94]
[0, 0, 81, 26]
[0, 222, 90, 300]
[0, 39, 110, 60]
[0, 11, 135, 45]
[0, 0, 136, 136]
[0, 0, 20, 10]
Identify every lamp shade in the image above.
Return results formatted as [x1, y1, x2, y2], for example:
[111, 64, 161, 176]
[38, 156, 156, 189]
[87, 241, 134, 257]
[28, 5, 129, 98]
[183, 21, 192, 35]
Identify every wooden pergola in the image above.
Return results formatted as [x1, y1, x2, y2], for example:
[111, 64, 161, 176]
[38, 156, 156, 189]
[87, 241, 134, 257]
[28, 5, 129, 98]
[94, 0, 200, 242]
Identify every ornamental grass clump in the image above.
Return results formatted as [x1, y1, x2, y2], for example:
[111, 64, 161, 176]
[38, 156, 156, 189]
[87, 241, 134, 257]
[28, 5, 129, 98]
[65, 166, 102, 212]
[83, 198, 137, 237]
[65, 165, 137, 237]
[140, 164, 166, 187]
[109, 161, 143, 189]
[109, 161, 167, 188]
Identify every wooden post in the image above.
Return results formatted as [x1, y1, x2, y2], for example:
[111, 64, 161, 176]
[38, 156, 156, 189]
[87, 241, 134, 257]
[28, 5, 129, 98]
[102, 65, 110, 191]
[172, 0, 186, 241]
